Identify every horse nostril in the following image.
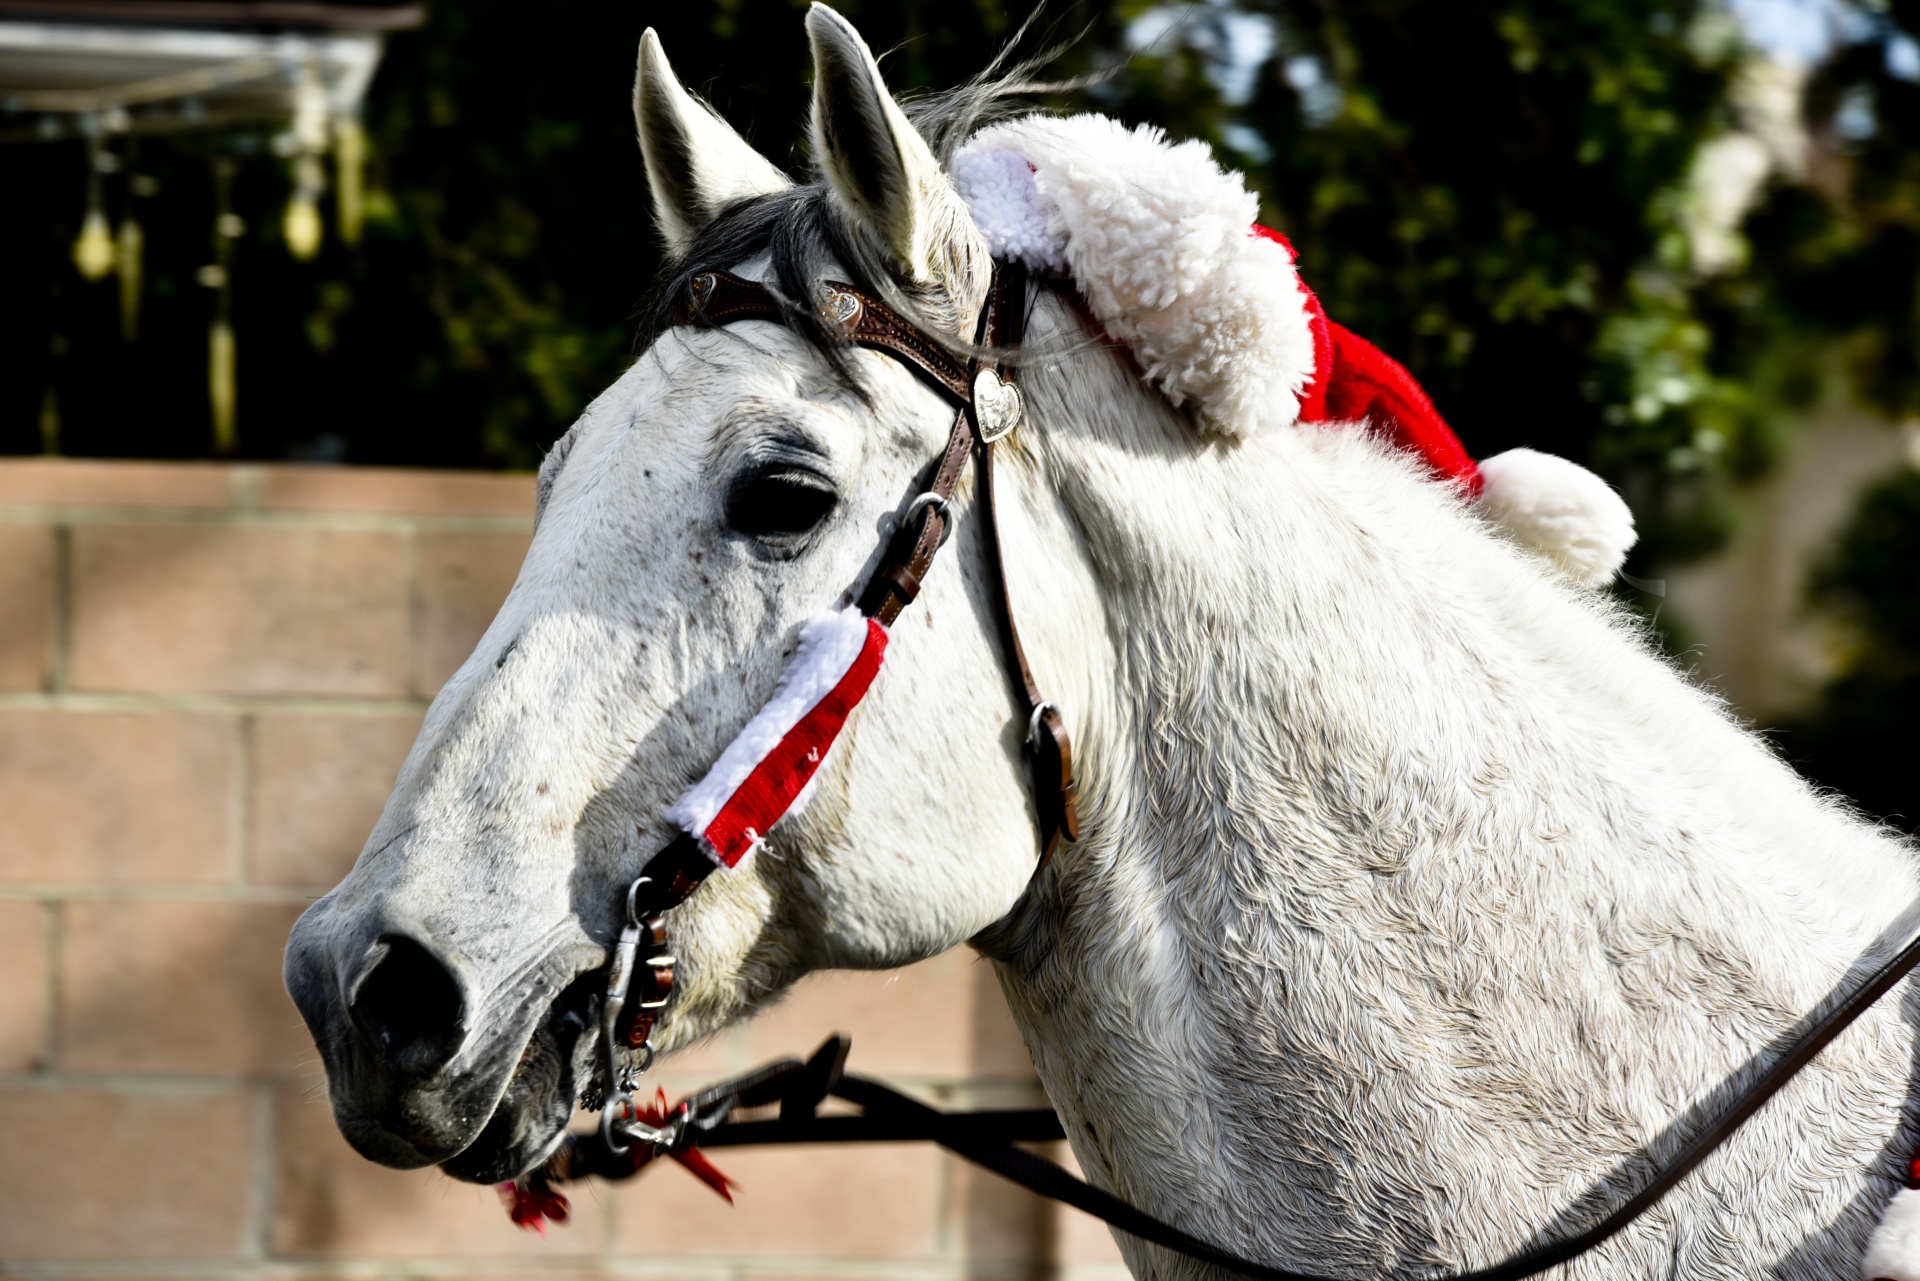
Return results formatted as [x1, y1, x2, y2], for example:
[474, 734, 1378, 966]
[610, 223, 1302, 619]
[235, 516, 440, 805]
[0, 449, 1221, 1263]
[349, 935, 467, 1073]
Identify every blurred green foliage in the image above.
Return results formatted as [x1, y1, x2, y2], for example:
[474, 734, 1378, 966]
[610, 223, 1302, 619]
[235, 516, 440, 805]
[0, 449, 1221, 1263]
[1730, 1, 1920, 831]
[1103, 0, 1747, 567]
[0, 1, 1079, 468]
[4, 0, 1906, 529]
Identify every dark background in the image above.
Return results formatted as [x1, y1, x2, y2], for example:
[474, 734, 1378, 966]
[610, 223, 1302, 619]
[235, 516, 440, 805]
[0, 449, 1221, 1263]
[2, 0, 1916, 827]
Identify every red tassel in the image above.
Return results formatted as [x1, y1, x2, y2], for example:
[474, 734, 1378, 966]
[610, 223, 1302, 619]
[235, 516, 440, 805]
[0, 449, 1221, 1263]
[625, 1089, 737, 1200]
[672, 1144, 737, 1203]
[497, 1179, 571, 1234]
[498, 1091, 738, 1231]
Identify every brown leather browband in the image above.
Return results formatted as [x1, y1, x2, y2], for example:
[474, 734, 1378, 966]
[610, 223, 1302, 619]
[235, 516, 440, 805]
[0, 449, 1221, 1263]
[606, 262, 1078, 1059]
[669, 269, 973, 402]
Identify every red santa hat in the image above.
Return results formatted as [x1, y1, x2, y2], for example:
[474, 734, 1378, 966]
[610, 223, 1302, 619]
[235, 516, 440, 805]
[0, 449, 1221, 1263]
[951, 116, 1636, 587]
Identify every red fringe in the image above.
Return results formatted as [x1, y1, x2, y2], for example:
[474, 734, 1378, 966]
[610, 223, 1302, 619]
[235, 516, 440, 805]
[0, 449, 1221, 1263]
[499, 1090, 736, 1233]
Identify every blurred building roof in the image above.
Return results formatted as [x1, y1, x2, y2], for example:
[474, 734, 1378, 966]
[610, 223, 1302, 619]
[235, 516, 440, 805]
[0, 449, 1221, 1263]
[0, 2, 419, 30]
[0, 3, 415, 140]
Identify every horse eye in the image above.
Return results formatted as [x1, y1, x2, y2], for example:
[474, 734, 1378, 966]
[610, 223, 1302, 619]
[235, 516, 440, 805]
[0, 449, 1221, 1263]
[725, 470, 837, 540]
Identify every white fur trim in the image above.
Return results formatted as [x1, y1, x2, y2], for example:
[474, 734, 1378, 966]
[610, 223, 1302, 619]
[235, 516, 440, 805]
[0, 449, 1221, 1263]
[1864, 1186, 1920, 1279]
[664, 606, 874, 855]
[1475, 448, 1637, 587]
[954, 115, 1316, 438]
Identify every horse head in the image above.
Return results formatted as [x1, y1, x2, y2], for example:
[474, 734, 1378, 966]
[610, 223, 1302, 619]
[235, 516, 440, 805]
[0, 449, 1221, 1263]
[284, 7, 1061, 1184]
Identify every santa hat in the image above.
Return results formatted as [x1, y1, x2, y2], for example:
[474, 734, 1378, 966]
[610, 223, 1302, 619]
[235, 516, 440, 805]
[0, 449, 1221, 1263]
[950, 116, 1636, 587]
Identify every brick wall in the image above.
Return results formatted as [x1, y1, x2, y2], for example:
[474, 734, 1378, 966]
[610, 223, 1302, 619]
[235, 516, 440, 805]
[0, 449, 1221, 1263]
[0, 459, 1126, 1281]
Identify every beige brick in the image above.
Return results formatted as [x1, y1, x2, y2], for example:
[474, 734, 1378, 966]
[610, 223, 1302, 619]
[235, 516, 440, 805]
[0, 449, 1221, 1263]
[0, 709, 233, 886]
[272, 1086, 609, 1259]
[949, 1150, 1055, 1268]
[969, 958, 1036, 1077]
[257, 465, 535, 518]
[70, 525, 409, 696]
[413, 530, 531, 697]
[609, 1142, 942, 1259]
[0, 900, 48, 1070]
[0, 523, 52, 691]
[741, 949, 1035, 1079]
[647, 1017, 748, 1085]
[0, 1086, 252, 1258]
[250, 712, 423, 888]
[0, 458, 233, 510]
[60, 900, 313, 1073]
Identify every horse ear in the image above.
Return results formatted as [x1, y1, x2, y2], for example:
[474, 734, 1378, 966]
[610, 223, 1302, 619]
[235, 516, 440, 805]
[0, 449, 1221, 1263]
[805, 4, 957, 284]
[634, 28, 791, 257]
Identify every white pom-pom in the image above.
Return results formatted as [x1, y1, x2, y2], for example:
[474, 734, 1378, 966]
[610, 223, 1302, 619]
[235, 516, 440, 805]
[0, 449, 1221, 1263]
[1865, 1186, 1920, 1280]
[1475, 448, 1637, 587]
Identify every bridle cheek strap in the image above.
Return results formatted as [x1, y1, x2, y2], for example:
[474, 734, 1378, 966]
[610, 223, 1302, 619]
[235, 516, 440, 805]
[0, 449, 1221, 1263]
[655, 262, 1074, 875]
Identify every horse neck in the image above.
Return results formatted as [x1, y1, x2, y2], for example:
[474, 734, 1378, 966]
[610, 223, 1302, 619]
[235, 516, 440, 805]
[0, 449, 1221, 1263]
[978, 291, 1920, 1272]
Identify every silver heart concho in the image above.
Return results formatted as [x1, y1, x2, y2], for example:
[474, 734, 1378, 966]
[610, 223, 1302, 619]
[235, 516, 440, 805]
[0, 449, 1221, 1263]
[817, 286, 861, 329]
[973, 368, 1023, 442]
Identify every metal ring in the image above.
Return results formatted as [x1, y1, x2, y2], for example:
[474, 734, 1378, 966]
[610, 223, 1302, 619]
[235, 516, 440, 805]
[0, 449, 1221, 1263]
[624, 876, 651, 927]
[1027, 700, 1058, 747]
[600, 1094, 631, 1154]
[902, 492, 954, 548]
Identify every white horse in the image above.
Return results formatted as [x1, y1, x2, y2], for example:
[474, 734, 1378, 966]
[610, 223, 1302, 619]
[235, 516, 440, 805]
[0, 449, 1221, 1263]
[284, 8, 1920, 1277]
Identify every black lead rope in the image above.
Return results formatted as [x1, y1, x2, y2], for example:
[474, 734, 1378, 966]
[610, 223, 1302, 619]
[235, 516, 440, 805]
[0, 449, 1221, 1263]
[561, 919, 1920, 1281]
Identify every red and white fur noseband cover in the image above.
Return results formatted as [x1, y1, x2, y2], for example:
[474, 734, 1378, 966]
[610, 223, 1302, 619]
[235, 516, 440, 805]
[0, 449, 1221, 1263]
[665, 607, 887, 867]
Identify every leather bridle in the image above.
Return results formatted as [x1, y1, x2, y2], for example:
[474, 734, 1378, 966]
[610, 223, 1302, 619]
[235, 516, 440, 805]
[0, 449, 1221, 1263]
[586, 258, 1077, 1131]
[544, 257, 1920, 1281]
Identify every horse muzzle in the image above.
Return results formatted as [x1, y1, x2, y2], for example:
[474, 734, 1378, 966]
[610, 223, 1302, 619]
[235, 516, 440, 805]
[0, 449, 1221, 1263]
[283, 897, 597, 1178]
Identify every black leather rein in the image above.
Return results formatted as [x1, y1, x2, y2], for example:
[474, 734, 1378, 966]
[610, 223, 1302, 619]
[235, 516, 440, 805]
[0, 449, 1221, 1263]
[557, 917, 1920, 1281]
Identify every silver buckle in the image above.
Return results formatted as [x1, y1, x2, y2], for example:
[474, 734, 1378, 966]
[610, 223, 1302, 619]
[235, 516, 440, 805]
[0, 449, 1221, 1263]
[595, 876, 652, 1153]
[902, 492, 955, 548]
[1027, 700, 1059, 747]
